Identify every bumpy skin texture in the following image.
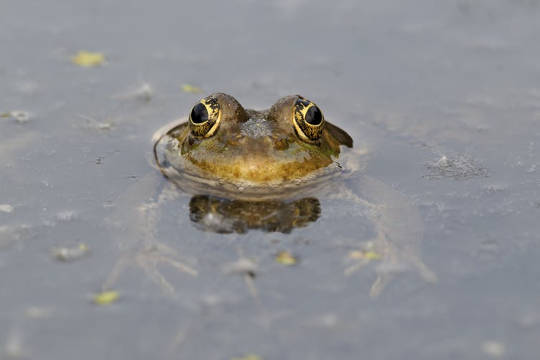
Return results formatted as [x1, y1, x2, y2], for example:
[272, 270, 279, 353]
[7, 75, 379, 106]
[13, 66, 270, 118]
[167, 93, 353, 184]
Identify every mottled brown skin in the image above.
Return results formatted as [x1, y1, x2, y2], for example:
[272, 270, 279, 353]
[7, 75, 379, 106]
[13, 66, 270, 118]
[166, 93, 353, 184]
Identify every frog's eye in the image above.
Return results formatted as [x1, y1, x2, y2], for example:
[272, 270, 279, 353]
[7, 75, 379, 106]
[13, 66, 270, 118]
[189, 95, 222, 137]
[293, 97, 324, 142]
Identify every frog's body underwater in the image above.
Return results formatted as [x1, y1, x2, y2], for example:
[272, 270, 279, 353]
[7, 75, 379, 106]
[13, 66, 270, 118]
[106, 93, 436, 297]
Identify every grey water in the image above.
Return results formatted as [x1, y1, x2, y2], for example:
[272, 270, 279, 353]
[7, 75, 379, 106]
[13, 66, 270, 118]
[1, 0, 540, 359]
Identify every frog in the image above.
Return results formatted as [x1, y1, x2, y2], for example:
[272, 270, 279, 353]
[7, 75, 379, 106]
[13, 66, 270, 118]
[104, 93, 436, 297]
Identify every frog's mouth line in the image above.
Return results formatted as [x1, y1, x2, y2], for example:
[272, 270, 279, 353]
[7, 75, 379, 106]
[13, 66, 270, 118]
[158, 162, 344, 201]
[153, 129, 348, 201]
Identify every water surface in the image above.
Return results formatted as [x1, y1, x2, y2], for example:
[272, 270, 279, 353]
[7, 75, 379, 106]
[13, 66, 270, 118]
[1, 0, 540, 359]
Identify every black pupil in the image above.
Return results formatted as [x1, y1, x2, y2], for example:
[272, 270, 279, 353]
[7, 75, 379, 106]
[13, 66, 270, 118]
[305, 106, 322, 125]
[190, 103, 209, 124]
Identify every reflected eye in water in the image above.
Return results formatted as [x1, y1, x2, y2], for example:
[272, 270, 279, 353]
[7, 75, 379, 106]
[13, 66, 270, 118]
[189, 195, 321, 234]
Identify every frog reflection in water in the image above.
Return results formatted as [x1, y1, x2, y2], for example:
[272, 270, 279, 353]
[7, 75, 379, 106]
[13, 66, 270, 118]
[156, 93, 351, 233]
[107, 93, 436, 296]
[188, 195, 321, 234]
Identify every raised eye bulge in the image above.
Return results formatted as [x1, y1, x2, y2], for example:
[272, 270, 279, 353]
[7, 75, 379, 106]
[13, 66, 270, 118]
[293, 97, 325, 142]
[189, 95, 222, 137]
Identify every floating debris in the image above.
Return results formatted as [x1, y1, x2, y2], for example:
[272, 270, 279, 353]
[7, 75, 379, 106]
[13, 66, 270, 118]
[10, 111, 31, 123]
[0, 204, 14, 213]
[231, 354, 263, 360]
[56, 210, 78, 222]
[482, 340, 505, 358]
[223, 257, 257, 278]
[348, 249, 381, 261]
[4, 330, 27, 359]
[78, 114, 114, 131]
[425, 155, 488, 180]
[275, 250, 298, 266]
[344, 242, 384, 276]
[97, 122, 113, 130]
[93, 290, 119, 305]
[0, 111, 31, 123]
[71, 51, 106, 67]
[181, 83, 203, 94]
[223, 257, 259, 299]
[114, 83, 154, 102]
[52, 243, 89, 262]
[25, 306, 53, 319]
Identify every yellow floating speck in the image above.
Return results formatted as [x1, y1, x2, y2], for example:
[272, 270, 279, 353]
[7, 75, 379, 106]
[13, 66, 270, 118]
[348, 250, 381, 261]
[232, 354, 263, 360]
[348, 250, 363, 259]
[364, 251, 381, 260]
[181, 84, 203, 94]
[71, 51, 106, 67]
[93, 290, 119, 305]
[275, 251, 298, 266]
